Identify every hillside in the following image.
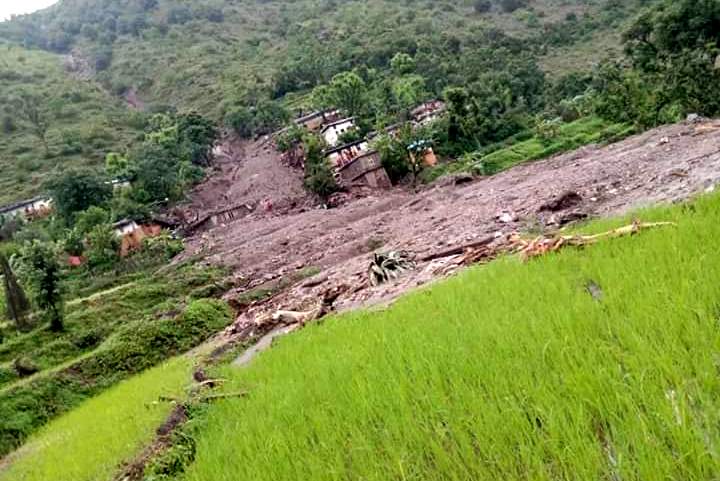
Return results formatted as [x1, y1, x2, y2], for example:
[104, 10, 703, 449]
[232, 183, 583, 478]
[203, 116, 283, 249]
[3, 0, 720, 479]
[0, 0, 649, 116]
[0, 0, 657, 206]
[0, 42, 142, 205]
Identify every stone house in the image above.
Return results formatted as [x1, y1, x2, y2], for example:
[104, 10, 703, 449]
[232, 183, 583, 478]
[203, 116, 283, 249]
[324, 140, 391, 189]
[337, 150, 391, 189]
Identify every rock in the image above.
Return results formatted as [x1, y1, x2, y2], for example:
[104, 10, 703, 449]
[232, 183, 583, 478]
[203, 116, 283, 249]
[539, 191, 582, 212]
[302, 274, 329, 288]
[434, 172, 475, 188]
[686, 113, 702, 124]
[497, 212, 518, 223]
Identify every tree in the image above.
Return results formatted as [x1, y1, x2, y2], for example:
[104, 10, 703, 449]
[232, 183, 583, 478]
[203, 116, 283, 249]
[129, 145, 180, 203]
[176, 112, 218, 166]
[105, 152, 133, 180]
[374, 133, 410, 184]
[392, 75, 427, 111]
[474, 0, 492, 14]
[85, 224, 120, 269]
[21, 242, 63, 332]
[327, 72, 367, 117]
[224, 107, 254, 138]
[0, 251, 31, 331]
[14, 92, 49, 154]
[390, 53, 416, 75]
[303, 134, 337, 199]
[46, 170, 113, 223]
[74, 206, 110, 235]
[622, 0, 720, 118]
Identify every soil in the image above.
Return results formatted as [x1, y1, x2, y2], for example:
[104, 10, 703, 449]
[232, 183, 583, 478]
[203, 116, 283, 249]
[178, 119, 720, 328]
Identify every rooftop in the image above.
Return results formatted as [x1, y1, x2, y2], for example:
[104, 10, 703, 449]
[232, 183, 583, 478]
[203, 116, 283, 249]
[323, 139, 367, 156]
[0, 196, 50, 215]
[320, 117, 355, 132]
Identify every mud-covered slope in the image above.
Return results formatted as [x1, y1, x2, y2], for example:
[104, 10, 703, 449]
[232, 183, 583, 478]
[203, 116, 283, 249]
[181, 119, 720, 311]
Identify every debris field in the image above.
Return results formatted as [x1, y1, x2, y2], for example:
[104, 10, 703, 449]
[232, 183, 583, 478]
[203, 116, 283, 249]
[176, 119, 720, 342]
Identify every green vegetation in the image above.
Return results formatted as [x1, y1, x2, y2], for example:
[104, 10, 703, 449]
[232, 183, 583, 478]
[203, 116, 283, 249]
[0, 260, 231, 457]
[425, 117, 634, 181]
[180, 194, 720, 480]
[0, 43, 142, 205]
[0, 356, 193, 481]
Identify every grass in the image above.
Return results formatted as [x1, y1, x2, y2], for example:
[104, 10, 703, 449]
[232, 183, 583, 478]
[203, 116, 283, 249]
[0, 355, 193, 481]
[425, 117, 634, 183]
[0, 261, 232, 457]
[179, 193, 720, 480]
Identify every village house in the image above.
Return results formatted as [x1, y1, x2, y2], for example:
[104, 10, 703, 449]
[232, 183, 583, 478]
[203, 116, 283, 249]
[107, 179, 132, 191]
[324, 140, 391, 189]
[294, 109, 341, 132]
[337, 150, 392, 189]
[324, 140, 369, 169]
[320, 117, 356, 146]
[411, 100, 446, 125]
[112, 219, 165, 257]
[0, 197, 54, 220]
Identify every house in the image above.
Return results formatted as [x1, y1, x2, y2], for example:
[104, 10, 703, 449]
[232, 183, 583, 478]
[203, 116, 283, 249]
[411, 100, 446, 125]
[294, 109, 342, 132]
[324, 140, 391, 189]
[112, 219, 164, 257]
[324, 139, 370, 169]
[320, 117, 356, 146]
[113, 219, 141, 238]
[0, 197, 53, 220]
[337, 150, 392, 189]
[366, 123, 403, 141]
[107, 179, 131, 190]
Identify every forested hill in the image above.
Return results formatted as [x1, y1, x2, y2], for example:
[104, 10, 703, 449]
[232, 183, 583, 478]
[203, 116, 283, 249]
[1, 0, 652, 118]
[2, 0, 702, 206]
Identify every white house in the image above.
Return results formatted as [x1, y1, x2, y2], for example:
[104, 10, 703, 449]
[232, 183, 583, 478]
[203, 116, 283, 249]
[112, 219, 141, 237]
[320, 118, 356, 146]
[0, 197, 54, 220]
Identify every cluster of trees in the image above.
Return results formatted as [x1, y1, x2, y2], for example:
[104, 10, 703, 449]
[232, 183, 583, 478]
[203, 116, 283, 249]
[0, 110, 215, 336]
[106, 111, 217, 204]
[591, 0, 720, 127]
[0, 241, 63, 335]
[0, 0, 225, 56]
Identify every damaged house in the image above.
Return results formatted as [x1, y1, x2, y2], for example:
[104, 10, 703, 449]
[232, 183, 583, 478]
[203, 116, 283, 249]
[295, 109, 341, 132]
[325, 140, 391, 189]
[113, 219, 165, 257]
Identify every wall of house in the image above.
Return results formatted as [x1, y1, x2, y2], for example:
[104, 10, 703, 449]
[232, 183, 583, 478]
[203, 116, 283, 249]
[327, 141, 369, 168]
[322, 120, 354, 146]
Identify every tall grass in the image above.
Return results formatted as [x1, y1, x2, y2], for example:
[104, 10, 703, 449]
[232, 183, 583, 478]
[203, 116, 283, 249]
[182, 195, 720, 480]
[0, 356, 192, 481]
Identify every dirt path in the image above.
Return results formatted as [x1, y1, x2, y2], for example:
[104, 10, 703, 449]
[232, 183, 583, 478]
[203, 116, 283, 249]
[181, 119, 720, 321]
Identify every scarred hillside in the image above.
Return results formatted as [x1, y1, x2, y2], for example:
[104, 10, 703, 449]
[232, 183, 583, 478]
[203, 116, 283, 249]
[175, 117, 720, 324]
